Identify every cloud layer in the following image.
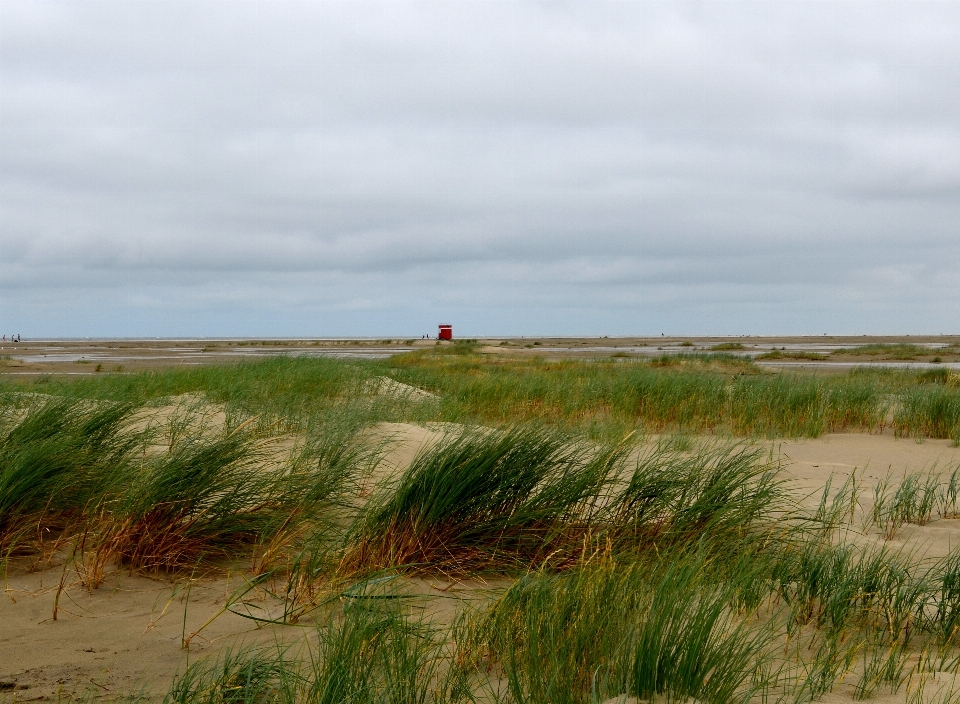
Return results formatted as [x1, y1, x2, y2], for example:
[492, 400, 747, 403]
[2, 1, 958, 337]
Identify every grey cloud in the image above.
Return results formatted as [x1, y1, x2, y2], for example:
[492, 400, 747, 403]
[2, 0, 959, 336]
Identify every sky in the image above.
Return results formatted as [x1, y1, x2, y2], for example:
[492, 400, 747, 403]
[1, 1, 958, 338]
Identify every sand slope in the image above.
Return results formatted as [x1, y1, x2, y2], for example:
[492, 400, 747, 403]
[3, 428, 960, 701]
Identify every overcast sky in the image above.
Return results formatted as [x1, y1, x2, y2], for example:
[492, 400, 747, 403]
[1, 1, 958, 338]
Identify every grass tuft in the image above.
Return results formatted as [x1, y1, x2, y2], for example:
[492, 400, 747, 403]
[342, 426, 629, 574]
[476, 553, 775, 704]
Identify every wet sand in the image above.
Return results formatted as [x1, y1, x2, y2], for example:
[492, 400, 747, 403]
[1, 335, 958, 377]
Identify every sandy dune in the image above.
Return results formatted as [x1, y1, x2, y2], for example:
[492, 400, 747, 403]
[3, 427, 960, 700]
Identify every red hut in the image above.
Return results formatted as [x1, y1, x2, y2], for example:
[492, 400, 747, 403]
[438, 324, 453, 340]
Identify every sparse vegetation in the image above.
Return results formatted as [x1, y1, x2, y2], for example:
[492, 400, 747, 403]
[835, 343, 938, 360]
[756, 349, 829, 361]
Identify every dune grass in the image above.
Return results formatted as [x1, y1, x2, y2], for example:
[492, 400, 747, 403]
[0, 399, 145, 560]
[4, 350, 956, 440]
[165, 600, 451, 704]
[340, 426, 628, 575]
[472, 552, 775, 704]
[837, 343, 939, 359]
[756, 349, 829, 361]
[333, 429, 782, 579]
[1, 356, 955, 580]
[894, 385, 960, 444]
[6, 354, 960, 702]
[0, 394, 374, 578]
[8, 356, 391, 432]
[388, 352, 895, 438]
[609, 442, 782, 551]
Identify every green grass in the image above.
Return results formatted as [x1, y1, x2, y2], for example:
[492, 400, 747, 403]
[0, 393, 374, 577]
[837, 343, 937, 359]
[474, 554, 775, 704]
[870, 471, 942, 539]
[165, 599, 450, 704]
[609, 442, 783, 551]
[338, 431, 782, 576]
[3, 351, 955, 440]
[7, 353, 960, 702]
[756, 349, 829, 361]
[387, 352, 898, 438]
[342, 426, 628, 574]
[0, 399, 144, 557]
[165, 644, 297, 704]
[6, 356, 386, 430]
[775, 540, 926, 638]
[894, 385, 960, 443]
[101, 428, 283, 572]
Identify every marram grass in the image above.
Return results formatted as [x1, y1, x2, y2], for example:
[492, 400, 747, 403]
[4, 353, 957, 439]
[6, 356, 960, 703]
[340, 425, 630, 574]
[473, 552, 776, 704]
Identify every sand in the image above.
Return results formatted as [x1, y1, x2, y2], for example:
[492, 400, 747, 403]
[1, 568, 295, 700]
[3, 427, 960, 701]
[776, 432, 960, 561]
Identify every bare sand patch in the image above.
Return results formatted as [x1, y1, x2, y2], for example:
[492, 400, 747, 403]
[358, 421, 467, 491]
[774, 432, 960, 560]
[775, 432, 960, 501]
[1, 566, 295, 701]
[363, 376, 438, 403]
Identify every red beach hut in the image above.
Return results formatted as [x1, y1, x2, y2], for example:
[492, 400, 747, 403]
[438, 324, 453, 340]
